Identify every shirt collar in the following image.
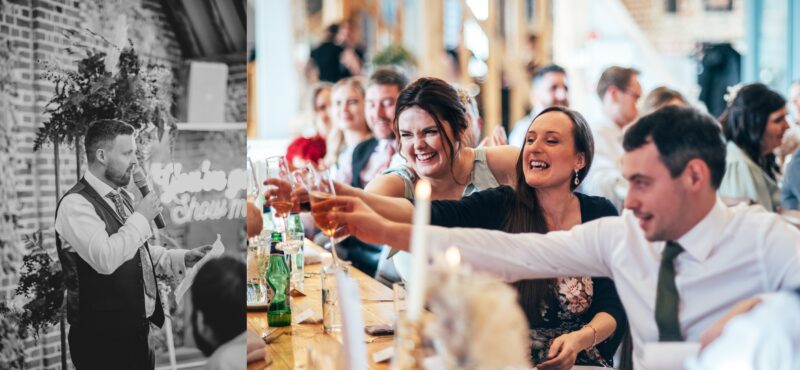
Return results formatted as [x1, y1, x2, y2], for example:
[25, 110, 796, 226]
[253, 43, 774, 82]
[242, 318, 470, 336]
[674, 198, 729, 262]
[84, 169, 118, 197]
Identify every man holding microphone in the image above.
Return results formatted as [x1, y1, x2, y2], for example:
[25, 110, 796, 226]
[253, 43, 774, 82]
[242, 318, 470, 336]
[55, 119, 211, 370]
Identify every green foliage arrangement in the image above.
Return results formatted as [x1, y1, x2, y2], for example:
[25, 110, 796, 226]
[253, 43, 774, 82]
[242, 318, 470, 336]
[14, 231, 63, 338]
[34, 33, 176, 165]
[0, 301, 26, 370]
[371, 44, 416, 68]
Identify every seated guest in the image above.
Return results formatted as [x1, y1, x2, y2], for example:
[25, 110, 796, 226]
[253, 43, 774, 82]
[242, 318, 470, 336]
[718, 83, 789, 211]
[642, 86, 687, 115]
[328, 106, 800, 368]
[310, 82, 333, 140]
[366, 77, 518, 280]
[508, 64, 570, 147]
[332, 106, 626, 367]
[191, 256, 246, 370]
[360, 67, 409, 187]
[783, 148, 800, 210]
[286, 136, 326, 171]
[329, 77, 374, 186]
[580, 66, 642, 210]
[687, 288, 800, 369]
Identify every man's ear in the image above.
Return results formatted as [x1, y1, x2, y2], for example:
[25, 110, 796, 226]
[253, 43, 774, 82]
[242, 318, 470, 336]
[95, 147, 107, 165]
[682, 158, 710, 191]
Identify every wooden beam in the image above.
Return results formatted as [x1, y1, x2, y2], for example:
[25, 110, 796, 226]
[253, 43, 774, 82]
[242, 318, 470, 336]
[508, 0, 529, 125]
[484, 0, 501, 135]
[393, 0, 404, 44]
[419, 0, 445, 78]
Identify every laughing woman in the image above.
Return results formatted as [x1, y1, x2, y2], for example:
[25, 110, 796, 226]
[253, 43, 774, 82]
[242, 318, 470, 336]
[333, 106, 626, 368]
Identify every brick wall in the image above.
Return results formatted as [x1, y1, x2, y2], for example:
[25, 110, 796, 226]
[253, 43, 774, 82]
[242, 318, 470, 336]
[0, 0, 245, 369]
[621, 0, 745, 55]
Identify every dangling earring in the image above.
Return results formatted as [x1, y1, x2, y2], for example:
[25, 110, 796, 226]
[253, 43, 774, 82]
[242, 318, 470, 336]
[574, 169, 580, 186]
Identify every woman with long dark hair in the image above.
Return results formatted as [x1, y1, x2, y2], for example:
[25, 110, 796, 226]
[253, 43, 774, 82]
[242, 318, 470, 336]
[718, 83, 790, 211]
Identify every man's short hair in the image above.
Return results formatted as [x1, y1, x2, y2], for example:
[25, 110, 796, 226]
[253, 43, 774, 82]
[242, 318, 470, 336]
[84, 119, 135, 163]
[532, 64, 566, 84]
[596, 66, 639, 99]
[191, 255, 245, 345]
[623, 106, 726, 189]
[367, 66, 409, 91]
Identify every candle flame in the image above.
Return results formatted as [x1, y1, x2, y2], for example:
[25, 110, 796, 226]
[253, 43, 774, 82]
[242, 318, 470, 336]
[445, 246, 460, 268]
[415, 179, 431, 200]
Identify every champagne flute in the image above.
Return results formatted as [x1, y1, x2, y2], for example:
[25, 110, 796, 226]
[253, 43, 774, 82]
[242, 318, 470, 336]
[297, 167, 343, 265]
[265, 156, 293, 234]
[247, 157, 261, 206]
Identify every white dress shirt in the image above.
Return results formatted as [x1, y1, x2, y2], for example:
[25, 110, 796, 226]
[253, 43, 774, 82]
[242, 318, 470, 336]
[579, 116, 628, 210]
[55, 170, 187, 316]
[424, 199, 800, 367]
[360, 139, 395, 186]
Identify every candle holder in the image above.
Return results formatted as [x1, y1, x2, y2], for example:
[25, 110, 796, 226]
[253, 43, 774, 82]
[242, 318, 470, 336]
[389, 314, 429, 370]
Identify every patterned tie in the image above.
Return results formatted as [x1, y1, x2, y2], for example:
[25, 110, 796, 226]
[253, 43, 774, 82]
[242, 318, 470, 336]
[106, 191, 158, 309]
[655, 241, 684, 341]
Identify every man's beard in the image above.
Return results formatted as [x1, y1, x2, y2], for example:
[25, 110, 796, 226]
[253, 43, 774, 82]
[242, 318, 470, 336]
[105, 164, 133, 188]
[192, 312, 216, 357]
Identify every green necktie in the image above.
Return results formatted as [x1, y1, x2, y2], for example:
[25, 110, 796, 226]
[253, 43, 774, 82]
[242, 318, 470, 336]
[655, 241, 684, 341]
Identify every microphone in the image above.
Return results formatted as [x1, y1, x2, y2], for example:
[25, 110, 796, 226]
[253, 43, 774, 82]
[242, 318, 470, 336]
[132, 168, 166, 229]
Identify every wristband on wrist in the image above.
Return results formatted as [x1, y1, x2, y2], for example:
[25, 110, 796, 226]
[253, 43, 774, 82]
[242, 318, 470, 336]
[583, 323, 598, 349]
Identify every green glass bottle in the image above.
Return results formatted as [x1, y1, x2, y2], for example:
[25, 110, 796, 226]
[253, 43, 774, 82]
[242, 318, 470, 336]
[267, 232, 292, 326]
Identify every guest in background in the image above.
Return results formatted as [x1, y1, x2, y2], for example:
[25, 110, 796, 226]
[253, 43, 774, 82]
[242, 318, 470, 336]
[508, 64, 570, 147]
[329, 106, 800, 367]
[642, 86, 687, 115]
[718, 83, 789, 211]
[358, 67, 409, 187]
[329, 107, 626, 368]
[308, 22, 363, 83]
[456, 86, 507, 148]
[310, 82, 333, 140]
[191, 256, 246, 370]
[580, 66, 642, 210]
[333, 67, 409, 277]
[328, 77, 374, 186]
[285, 136, 326, 171]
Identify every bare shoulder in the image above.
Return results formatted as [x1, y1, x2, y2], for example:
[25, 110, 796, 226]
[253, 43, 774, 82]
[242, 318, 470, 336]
[364, 173, 408, 197]
[484, 145, 520, 186]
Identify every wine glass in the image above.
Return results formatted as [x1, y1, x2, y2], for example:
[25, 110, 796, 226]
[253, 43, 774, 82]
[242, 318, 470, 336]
[265, 156, 293, 234]
[247, 157, 261, 205]
[295, 167, 343, 265]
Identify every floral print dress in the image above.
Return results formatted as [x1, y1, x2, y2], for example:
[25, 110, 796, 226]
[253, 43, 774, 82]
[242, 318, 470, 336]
[527, 276, 611, 367]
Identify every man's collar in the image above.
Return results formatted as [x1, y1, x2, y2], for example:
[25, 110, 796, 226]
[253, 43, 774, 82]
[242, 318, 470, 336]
[84, 169, 119, 197]
[674, 198, 729, 262]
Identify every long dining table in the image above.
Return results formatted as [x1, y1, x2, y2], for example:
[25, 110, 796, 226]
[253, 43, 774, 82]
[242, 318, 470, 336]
[247, 240, 394, 370]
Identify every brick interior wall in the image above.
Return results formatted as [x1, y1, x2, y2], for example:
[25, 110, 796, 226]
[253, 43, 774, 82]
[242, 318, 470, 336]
[620, 0, 745, 55]
[0, 0, 245, 369]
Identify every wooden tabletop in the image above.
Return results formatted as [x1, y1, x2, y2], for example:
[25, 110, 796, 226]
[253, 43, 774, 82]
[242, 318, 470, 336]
[247, 241, 394, 370]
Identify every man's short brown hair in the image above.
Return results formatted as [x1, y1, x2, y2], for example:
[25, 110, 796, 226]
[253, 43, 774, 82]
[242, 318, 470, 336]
[596, 66, 639, 99]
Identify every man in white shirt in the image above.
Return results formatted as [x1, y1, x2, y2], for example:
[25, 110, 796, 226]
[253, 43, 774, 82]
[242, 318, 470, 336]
[328, 106, 800, 368]
[507, 64, 569, 147]
[55, 119, 211, 370]
[580, 66, 642, 209]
